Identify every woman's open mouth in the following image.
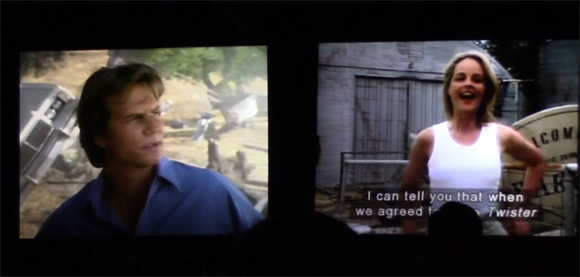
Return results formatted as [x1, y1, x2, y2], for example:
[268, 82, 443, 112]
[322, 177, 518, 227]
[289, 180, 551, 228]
[459, 92, 476, 100]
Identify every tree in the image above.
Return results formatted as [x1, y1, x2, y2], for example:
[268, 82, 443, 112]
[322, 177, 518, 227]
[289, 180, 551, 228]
[474, 40, 543, 116]
[20, 51, 66, 82]
[110, 46, 267, 97]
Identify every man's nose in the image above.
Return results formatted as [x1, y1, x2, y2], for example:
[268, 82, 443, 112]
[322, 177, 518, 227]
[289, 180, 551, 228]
[144, 116, 163, 135]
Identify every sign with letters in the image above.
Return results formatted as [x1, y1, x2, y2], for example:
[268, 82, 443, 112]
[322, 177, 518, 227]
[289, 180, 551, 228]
[502, 105, 578, 228]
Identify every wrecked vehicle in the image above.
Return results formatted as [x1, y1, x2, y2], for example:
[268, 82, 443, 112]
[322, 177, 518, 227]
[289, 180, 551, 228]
[20, 83, 80, 204]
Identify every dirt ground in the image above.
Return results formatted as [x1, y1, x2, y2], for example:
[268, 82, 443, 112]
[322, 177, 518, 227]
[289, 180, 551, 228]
[19, 50, 268, 238]
[20, 183, 86, 238]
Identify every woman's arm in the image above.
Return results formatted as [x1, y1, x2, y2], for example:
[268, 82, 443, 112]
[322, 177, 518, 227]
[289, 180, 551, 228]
[500, 125, 546, 236]
[401, 128, 432, 234]
[500, 125, 547, 204]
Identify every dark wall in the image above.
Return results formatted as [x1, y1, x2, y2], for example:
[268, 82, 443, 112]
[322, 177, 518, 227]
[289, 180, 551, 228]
[539, 40, 579, 109]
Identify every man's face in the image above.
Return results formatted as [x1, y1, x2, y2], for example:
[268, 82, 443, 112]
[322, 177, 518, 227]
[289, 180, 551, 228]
[95, 84, 164, 168]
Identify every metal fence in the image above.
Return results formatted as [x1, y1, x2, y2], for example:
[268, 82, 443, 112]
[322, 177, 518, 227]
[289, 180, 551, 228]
[339, 152, 410, 194]
[338, 152, 414, 221]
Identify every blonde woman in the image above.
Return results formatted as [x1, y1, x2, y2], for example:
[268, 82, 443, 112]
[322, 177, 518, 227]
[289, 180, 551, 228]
[402, 51, 546, 235]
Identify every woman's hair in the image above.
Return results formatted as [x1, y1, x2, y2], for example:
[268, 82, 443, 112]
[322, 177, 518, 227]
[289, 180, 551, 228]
[442, 50, 500, 126]
[76, 63, 165, 168]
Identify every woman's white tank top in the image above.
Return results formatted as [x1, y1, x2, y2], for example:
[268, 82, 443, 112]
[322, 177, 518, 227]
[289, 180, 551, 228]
[427, 121, 502, 216]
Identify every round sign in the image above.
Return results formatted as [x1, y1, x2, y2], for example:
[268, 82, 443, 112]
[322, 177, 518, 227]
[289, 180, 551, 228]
[503, 104, 578, 165]
[501, 104, 578, 231]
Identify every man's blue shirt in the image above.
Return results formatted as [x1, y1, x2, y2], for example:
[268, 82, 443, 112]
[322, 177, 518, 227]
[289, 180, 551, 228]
[35, 156, 264, 238]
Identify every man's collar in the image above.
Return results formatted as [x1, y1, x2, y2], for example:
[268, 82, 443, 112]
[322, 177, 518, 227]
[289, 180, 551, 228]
[157, 156, 181, 191]
[89, 156, 181, 205]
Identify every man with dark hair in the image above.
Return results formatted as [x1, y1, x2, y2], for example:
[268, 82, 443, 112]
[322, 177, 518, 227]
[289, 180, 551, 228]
[36, 63, 263, 238]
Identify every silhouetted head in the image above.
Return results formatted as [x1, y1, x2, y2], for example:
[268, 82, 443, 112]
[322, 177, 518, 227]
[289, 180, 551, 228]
[224, 211, 376, 276]
[428, 201, 483, 243]
[427, 202, 485, 274]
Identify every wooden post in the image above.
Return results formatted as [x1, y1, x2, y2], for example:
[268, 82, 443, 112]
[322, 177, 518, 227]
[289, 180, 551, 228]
[234, 151, 254, 181]
[207, 139, 221, 172]
[207, 140, 255, 182]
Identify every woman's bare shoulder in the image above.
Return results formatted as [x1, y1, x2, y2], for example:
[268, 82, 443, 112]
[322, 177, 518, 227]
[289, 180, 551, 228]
[411, 127, 435, 156]
[495, 122, 519, 139]
[416, 127, 435, 145]
[494, 122, 514, 131]
[407, 127, 435, 165]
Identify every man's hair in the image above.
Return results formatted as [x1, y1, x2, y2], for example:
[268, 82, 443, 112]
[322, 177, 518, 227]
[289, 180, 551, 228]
[442, 50, 500, 126]
[77, 63, 165, 168]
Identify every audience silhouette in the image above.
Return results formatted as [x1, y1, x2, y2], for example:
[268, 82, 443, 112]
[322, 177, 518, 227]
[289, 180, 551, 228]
[223, 210, 377, 276]
[427, 201, 486, 275]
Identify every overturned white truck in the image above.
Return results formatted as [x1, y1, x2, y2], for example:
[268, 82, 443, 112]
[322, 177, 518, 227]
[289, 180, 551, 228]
[20, 83, 79, 205]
